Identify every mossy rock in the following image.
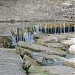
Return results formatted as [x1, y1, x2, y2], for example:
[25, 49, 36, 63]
[29, 66, 50, 75]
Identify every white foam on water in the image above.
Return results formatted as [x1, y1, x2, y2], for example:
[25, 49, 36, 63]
[61, 38, 75, 45]
[34, 24, 40, 33]
[23, 33, 35, 43]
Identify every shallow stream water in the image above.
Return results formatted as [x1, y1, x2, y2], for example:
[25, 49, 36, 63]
[0, 21, 75, 66]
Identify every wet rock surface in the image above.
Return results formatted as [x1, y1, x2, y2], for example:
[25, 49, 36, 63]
[63, 58, 75, 68]
[0, 48, 26, 75]
[0, 24, 75, 75]
[17, 33, 75, 75]
[44, 66, 75, 75]
[45, 43, 65, 48]
[18, 41, 67, 56]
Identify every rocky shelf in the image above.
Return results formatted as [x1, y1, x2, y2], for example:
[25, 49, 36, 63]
[0, 48, 26, 75]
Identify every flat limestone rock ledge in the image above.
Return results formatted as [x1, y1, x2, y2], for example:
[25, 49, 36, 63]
[28, 66, 75, 75]
[63, 58, 75, 68]
[18, 41, 67, 56]
[29, 66, 50, 75]
[16, 47, 66, 66]
[44, 66, 75, 75]
[23, 55, 40, 66]
[17, 47, 66, 61]
[36, 35, 59, 45]
[45, 43, 65, 48]
[60, 38, 75, 46]
[0, 48, 26, 75]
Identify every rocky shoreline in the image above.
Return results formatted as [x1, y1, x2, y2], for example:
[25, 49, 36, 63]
[0, 22, 75, 75]
[16, 33, 75, 75]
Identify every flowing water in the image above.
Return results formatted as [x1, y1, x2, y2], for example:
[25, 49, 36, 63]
[0, 21, 75, 66]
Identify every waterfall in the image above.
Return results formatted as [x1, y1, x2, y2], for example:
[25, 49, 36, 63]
[11, 24, 75, 45]
[47, 27, 49, 34]
[55, 27, 56, 34]
[12, 36, 17, 46]
[17, 28, 20, 42]
[63, 23, 65, 33]
[74, 25, 75, 33]
[60, 24, 62, 34]
[38, 24, 75, 34]
[44, 25, 47, 33]
[23, 32, 35, 43]
[34, 24, 40, 33]
[39, 25, 42, 32]
[30, 33, 35, 43]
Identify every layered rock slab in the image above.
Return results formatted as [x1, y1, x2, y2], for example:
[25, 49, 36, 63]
[18, 41, 67, 56]
[0, 48, 26, 75]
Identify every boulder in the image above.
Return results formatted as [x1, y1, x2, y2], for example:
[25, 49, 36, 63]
[29, 66, 50, 75]
[32, 55, 44, 64]
[0, 36, 12, 48]
[35, 34, 59, 45]
[68, 38, 75, 40]
[54, 34, 67, 41]
[45, 43, 65, 48]
[23, 55, 40, 66]
[61, 38, 75, 45]
[63, 58, 75, 68]
[32, 53, 66, 61]
[36, 39, 45, 45]
[16, 47, 32, 58]
[44, 66, 75, 75]
[66, 33, 75, 38]
[41, 35, 59, 43]
[31, 52, 66, 65]
[35, 33, 47, 39]
[17, 47, 66, 65]
[68, 45, 75, 55]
